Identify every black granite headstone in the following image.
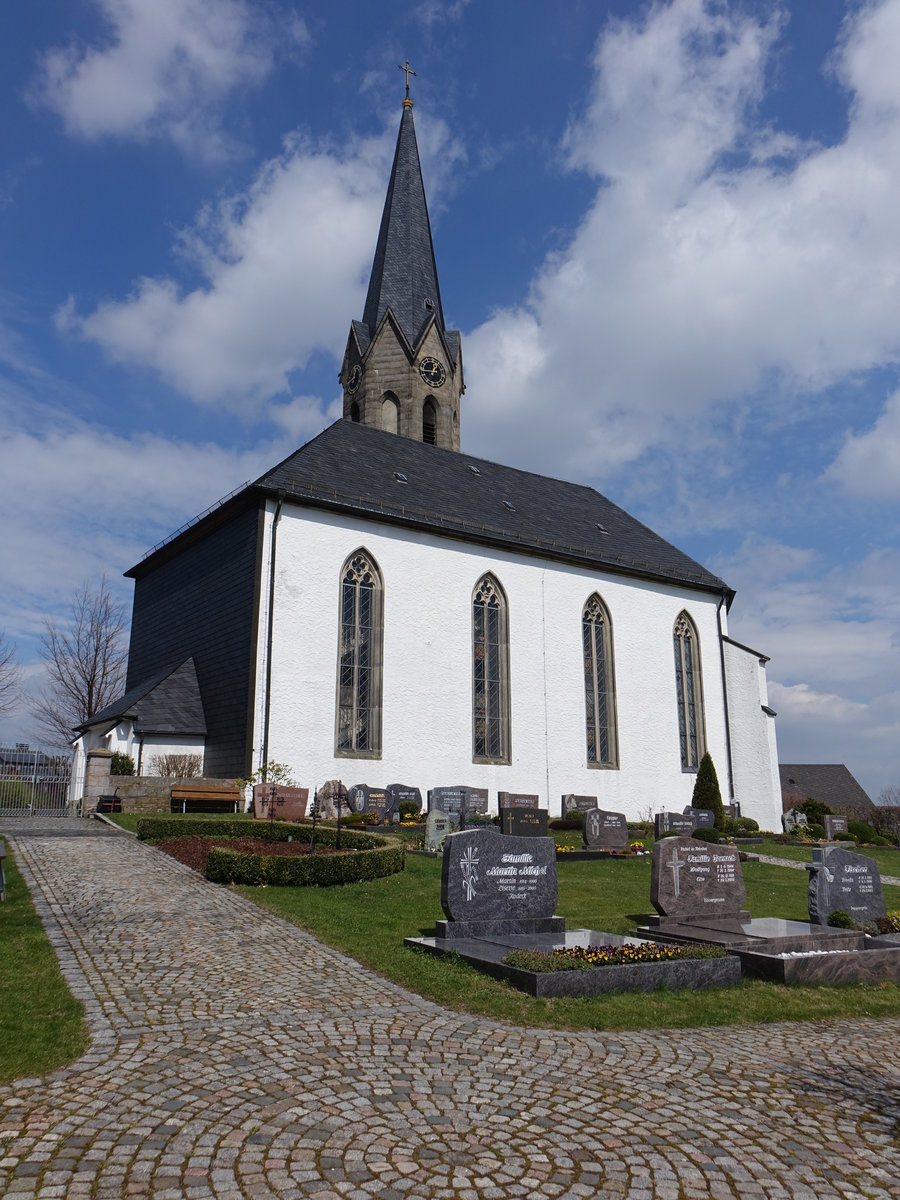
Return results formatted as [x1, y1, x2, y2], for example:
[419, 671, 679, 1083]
[561, 794, 598, 817]
[441, 828, 557, 921]
[655, 812, 696, 839]
[500, 807, 549, 837]
[808, 847, 885, 925]
[582, 808, 628, 850]
[651, 836, 746, 919]
[347, 784, 389, 820]
[683, 806, 716, 829]
[428, 786, 489, 817]
[723, 803, 741, 819]
[824, 815, 849, 841]
[498, 792, 539, 810]
[386, 783, 422, 816]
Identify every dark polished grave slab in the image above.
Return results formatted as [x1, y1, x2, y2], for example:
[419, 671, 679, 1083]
[441, 828, 557, 923]
[386, 783, 422, 815]
[428, 786, 489, 817]
[583, 808, 628, 850]
[807, 846, 885, 925]
[824, 815, 849, 841]
[651, 837, 746, 920]
[682, 806, 715, 829]
[498, 792, 539, 810]
[561, 794, 598, 818]
[346, 783, 389, 818]
[654, 812, 695, 839]
[500, 807, 548, 837]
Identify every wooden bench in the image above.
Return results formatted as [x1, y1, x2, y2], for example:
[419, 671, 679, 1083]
[170, 785, 242, 814]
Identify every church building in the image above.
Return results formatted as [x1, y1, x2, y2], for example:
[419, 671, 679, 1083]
[74, 85, 782, 828]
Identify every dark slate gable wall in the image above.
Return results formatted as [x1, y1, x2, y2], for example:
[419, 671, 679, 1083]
[126, 504, 262, 777]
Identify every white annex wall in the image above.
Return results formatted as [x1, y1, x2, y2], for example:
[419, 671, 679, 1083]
[253, 500, 781, 825]
[723, 641, 782, 830]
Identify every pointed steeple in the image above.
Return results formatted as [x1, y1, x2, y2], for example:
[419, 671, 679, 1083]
[361, 102, 445, 350]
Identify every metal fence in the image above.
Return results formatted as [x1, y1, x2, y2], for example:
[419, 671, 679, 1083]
[0, 747, 73, 817]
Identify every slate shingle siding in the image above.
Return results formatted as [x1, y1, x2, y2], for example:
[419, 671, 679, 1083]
[126, 503, 262, 777]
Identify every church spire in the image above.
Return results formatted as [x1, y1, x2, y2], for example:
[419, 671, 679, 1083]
[340, 75, 464, 452]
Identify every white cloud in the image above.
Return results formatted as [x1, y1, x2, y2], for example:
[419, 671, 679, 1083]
[59, 114, 464, 412]
[825, 389, 900, 501]
[464, 0, 900, 486]
[30, 0, 307, 160]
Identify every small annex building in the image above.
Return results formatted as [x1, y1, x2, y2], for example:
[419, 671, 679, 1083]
[780, 764, 874, 813]
[74, 89, 783, 828]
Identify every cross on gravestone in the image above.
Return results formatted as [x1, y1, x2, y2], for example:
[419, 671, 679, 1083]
[650, 836, 746, 919]
[782, 809, 809, 833]
[440, 828, 557, 922]
[500, 807, 549, 838]
[582, 808, 629, 850]
[807, 847, 885, 925]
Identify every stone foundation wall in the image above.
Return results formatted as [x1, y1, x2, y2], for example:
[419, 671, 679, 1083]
[83, 751, 242, 814]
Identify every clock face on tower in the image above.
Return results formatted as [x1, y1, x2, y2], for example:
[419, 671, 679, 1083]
[346, 364, 361, 393]
[418, 356, 446, 388]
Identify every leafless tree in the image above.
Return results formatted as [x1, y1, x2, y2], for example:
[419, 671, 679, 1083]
[33, 578, 128, 746]
[149, 753, 203, 778]
[879, 784, 900, 807]
[0, 632, 22, 716]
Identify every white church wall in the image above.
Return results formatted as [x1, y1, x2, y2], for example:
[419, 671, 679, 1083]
[254, 501, 741, 820]
[723, 640, 782, 831]
[138, 737, 206, 777]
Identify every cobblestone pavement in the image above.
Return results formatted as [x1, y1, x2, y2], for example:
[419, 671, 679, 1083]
[2, 819, 898, 1200]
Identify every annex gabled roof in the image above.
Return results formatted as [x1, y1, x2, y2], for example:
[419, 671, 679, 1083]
[360, 104, 455, 353]
[780, 764, 873, 811]
[254, 420, 732, 599]
[78, 657, 207, 737]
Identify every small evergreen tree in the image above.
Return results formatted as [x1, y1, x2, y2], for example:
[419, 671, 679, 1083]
[691, 752, 725, 830]
[109, 751, 135, 776]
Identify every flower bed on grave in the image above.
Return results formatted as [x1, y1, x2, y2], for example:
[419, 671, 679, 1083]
[136, 816, 404, 886]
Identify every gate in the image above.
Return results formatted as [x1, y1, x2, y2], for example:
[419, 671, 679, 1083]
[0, 746, 73, 817]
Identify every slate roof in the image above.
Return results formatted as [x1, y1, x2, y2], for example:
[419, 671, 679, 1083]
[78, 658, 207, 737]
[780, 764, 873, 811]
[360, 104, 459, 355]
[253, 420, 732, 598]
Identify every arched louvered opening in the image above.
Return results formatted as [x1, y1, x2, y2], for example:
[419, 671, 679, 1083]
[381, 393, 399, 435]
[422, 398, 437, 445]
[349, 401, 360, 423]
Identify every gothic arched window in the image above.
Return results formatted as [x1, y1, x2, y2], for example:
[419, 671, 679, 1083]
[582, 594, 618, 767]
[382, 393, 399, 435]
[673, 611, 705, 770]
[335, 550, 383, 756]
[423, 398, 437, 445]
[472, 573, 510, 762]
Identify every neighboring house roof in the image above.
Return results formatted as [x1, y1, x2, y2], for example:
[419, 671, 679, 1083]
[130, 419, 734, 600]
[361, 103, 452, 354]
[0, 746, 61, 769]
[77, 657, 207, 737]
[780, 764, 873, 811]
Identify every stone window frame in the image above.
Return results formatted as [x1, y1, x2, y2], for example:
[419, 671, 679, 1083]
[381, 392, 399, 434]
[472, 572, 511, 764]
[422, 397, 437, 445]
[582, 593, 619, 769]
[334, 548, 384, 759]
[673, 610, 706, 772]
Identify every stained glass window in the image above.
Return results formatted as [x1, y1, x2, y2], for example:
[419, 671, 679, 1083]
[582, 595, 618, 767]
[472, 574, 509, 761]
[674, 612, 705, 770]
[336, 551, 383, 755]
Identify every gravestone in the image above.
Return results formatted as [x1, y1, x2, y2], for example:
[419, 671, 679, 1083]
[808, 847, 885, 925]
[683, 806, 716, 830]
[723, 803, 741, 819]
[655, 812, 696, 839]
[441, 828, 557, 922]
[425, 810, 454, 853]
[428, 786, 489, 818]
[347, 784, 389, 821]
[782, 809, 809, 833]
[561, 794, 598, 818]
[386, 783, 422, 816]
[824, 815, 849, 841]
[582, 808, 629, 850]
[253, 785, 308, 822]
[498, 792, 539, 810]
[317, 779, 348, 819]
[500, 807, 549, 837]
[651, 837, 746, 920]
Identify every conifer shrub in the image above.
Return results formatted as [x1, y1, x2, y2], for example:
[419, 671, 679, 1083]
[691, 827, 720, 843]
[691, 752, 725, 830]
[798, 798, 832, 826]
[806, 822, 826, 840]
[847, 820, 877, 843]
[110, 752, 135, 776]
[827, 909, 855, 929]
[397, 800, 421, 820]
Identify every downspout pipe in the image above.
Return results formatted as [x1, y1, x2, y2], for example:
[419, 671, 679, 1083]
[260, 492, 287, 781]
[717, 592, 735, 801]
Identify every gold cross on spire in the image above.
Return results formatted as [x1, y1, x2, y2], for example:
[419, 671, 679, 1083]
[398, 59, 416, 107]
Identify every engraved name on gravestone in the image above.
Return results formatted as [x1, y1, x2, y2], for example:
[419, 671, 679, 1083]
[654, 812, 696, 839]
[683, 807, 716, 830]
[425, 810, 454, 853]
[782, 809, 809, 833]
[441, 828, 557, 922]
[386, 783, 422, 816]
[561, 794, 598, 817]
[583, 808, 629, 850]
[346, 784, 389, 819]
[428, 786, 489, 816]
[824, 815, 849, 841]
[651, 837, 746, 919]
[500, 807, 549, 838]
[498, 792, 539, 810]
[808, 847, 885, 925]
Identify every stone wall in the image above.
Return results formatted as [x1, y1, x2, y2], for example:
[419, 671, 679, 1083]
[83, 751, 242, 814]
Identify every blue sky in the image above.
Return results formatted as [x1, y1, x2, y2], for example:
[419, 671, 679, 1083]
[1, 0, 898, 802]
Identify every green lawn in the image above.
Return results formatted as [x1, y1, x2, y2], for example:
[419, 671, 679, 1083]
[241, 851, 900, 1031]
[0, 838, 89, 1082]
[746, 840, 900, 881]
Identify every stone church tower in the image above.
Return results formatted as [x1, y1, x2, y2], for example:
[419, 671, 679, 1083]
[340, 87, 463, 451]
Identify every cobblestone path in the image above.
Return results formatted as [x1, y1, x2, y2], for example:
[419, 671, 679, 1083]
[2, 819, 898, 1200]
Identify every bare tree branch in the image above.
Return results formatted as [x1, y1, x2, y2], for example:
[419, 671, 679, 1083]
[32, 578, 128, 746]
[0, 632, 23, 717]
[878, 784, 900, 807]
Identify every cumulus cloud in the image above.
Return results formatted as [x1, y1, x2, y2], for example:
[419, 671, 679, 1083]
[825, 389, 900, 501]
[30, 0, 307, 160]
[464, 0, 900, 486]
